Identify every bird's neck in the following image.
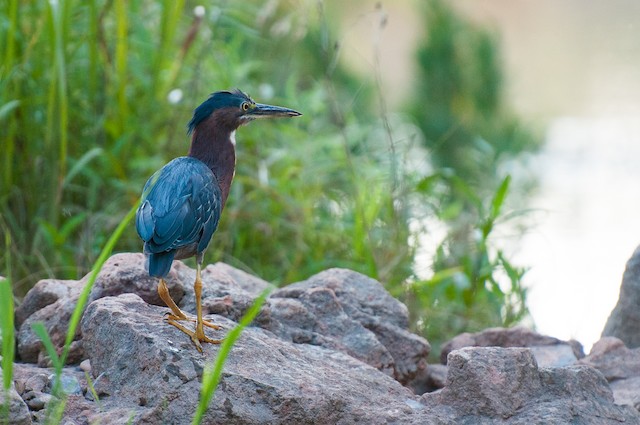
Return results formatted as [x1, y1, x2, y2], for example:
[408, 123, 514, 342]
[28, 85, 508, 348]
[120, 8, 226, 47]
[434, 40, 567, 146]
[188, 121, 237, 208]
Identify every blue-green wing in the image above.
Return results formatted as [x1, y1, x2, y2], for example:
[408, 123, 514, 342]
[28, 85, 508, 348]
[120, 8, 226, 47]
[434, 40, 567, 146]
[135, 157, 221, 276]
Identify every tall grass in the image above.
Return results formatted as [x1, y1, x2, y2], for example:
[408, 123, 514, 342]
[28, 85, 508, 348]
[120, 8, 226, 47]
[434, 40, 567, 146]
[0, 1, 415, 296]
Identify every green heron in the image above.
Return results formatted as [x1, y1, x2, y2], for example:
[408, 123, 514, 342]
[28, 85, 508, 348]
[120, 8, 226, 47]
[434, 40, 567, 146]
[135, 89, 301, 352]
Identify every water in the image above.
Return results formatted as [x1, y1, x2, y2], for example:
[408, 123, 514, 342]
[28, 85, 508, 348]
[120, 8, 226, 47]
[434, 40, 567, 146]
[518, 117, 640, 351]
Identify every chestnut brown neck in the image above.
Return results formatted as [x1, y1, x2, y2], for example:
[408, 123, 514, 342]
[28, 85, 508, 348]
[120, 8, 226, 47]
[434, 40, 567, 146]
[188, 112, 237, 208]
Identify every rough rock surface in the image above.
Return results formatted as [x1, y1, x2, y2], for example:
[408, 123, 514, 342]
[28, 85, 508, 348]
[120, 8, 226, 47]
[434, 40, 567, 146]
[178, 261, 271, 324]
[268, 268, 430, 384]
[0, 367, 32, 425]
[8, 253, 640, 424]
[17, 292, 84, 366]
[15, 279, 83, 328]
[422, 347, 639, 424]
[603, 245, 640, 348]
[407, 363, 448, 395]
[88, 252, 184, 306]
[440, 326, 584, 367]
[580, 337, 640, 409]
[81, 293, 422, 424]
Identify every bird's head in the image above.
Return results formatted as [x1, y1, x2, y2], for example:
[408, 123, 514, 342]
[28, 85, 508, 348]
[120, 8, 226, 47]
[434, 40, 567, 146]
[187, 89, 301, 135]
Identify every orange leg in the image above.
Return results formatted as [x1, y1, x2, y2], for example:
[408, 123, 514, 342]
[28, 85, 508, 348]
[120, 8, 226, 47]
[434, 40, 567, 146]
[157, 273, 223, 352]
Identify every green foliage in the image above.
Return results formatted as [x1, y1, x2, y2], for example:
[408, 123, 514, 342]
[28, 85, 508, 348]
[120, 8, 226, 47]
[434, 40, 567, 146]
[407, 175, 529, 355]
[410, 0, 539, 188]
[0, 1, 410, 294]
[400, 0, 537, 351]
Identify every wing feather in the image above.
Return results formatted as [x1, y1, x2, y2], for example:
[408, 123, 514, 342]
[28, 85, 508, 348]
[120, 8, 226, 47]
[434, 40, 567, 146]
[135, 157, 222, 260]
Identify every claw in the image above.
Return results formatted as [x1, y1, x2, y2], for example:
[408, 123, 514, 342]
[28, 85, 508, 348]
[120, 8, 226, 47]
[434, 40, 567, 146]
[166, 317, 223, 353]
[165, 312, 223, 330]
[156, 268, 224, 352]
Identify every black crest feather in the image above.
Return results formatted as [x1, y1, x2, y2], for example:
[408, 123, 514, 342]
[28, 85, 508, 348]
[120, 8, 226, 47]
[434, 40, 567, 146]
[187, 89, 253, 135]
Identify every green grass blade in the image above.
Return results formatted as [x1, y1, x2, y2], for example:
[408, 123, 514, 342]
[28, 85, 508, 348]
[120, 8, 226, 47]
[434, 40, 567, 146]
[0, 278, 14, 392]
[0, 276, 15, 423]
[84, 371, 101, 411]
[48, 0, 69, 204]
[45, 396, 67, 425]
[0, 100, 20, 122]
[489, 175, 511, 221]
[59, 202, 139, 366]
[62, 147, 104, 188]
[114, 0, 129, 135]
[192, 287, 272, 425]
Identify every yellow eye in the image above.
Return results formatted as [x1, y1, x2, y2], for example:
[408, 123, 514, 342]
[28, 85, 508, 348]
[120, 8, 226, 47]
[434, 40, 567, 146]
[241, 102, 250, 111]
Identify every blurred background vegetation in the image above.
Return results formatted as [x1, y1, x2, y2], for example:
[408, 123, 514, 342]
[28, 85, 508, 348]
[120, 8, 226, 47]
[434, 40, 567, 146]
[0, 0, 540, 355]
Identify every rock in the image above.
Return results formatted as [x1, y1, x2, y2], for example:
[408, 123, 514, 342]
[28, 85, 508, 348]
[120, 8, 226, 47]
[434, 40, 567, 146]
[440, 326, 584, 366]
[23, 372, 49, 394]
[267, 268, 430, 384]
[13, 253, 640, 424]
[407, 363, 448, 395]
[17, 254, 428, 381]
[23, 390, 54, 411]
[79, 359, 91, 373]
[529, 344, 578, 367]
[81, 293, 423, 424]
[178, 262, 272, 324]
[48, 372, 82, 395]
[17, 292, 84, 365]
[0, 369, 32, 425]
[580, 337, 640, 380]
[15, 279, 83, 328]
[88, 252, 184, 307]
[421, 347, 640, 423]
[16, 258, 159, 364]
[580, 337, 640, 409]
[205, 262, 270, 296]
[435, 347, 542, 417]
[603, 245, 640, 348]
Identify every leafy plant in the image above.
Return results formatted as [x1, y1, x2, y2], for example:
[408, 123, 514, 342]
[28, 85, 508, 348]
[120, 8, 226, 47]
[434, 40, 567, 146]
[393, 0, 538, 354]
[0, 0, 412, 298]
[406, 174, 529, 356]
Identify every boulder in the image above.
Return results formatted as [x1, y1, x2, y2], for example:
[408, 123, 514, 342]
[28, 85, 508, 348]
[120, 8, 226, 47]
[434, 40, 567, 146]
[179, 261, 272, 325]
[268, 268, 430, 384]
[88, 252, 184, 306]
[15, 279, 83, 328]
[17, 293, 84, 365]
[80, 293, 423, 424]
[440, 326, 584, 367]
[603, 245, 640, 348]
[580, 337, 640, 409]
[422, 347, 639, 423]
[10, 253, 640, 424]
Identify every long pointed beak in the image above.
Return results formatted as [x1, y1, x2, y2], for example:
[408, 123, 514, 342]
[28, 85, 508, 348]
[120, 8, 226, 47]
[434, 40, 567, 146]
[248, 103, 302, 118]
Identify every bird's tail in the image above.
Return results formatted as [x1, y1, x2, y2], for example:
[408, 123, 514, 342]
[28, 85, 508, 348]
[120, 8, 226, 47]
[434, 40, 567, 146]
[146, 250, 175, 278]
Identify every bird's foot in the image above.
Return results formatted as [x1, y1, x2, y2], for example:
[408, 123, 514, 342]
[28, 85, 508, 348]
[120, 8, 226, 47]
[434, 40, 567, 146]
[165, 317, 223, 353]
[164, 311, 223, 330]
